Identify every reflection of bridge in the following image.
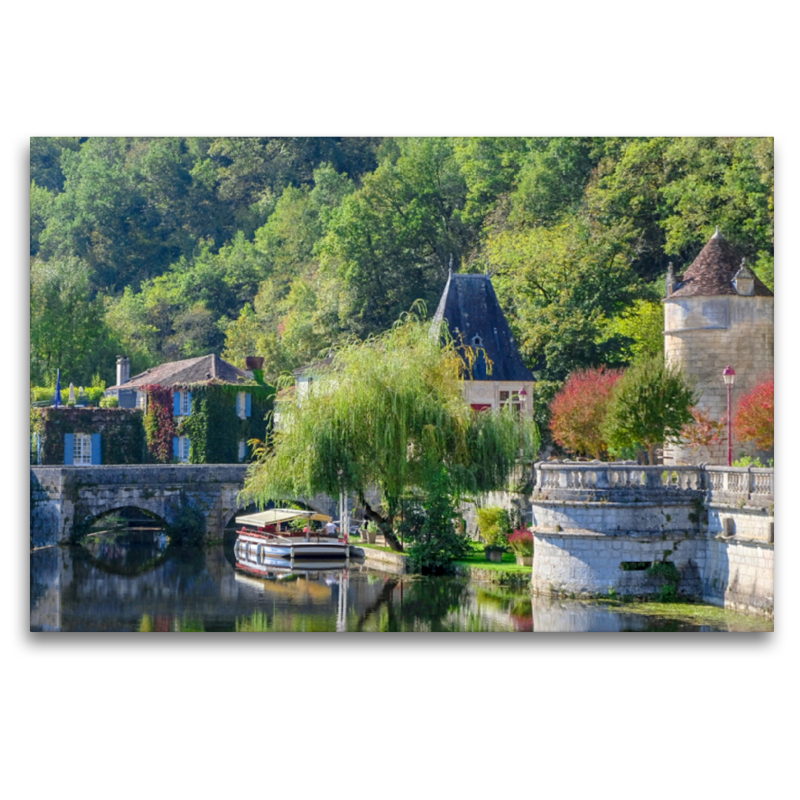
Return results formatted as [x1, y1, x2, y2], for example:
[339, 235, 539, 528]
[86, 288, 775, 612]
[30, 465, 336, 547]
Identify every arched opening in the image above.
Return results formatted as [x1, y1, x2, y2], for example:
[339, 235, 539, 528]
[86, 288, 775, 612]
[75, 506, 170, 576]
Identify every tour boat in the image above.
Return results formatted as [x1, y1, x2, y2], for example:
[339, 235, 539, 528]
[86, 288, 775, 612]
[234, 508, 350, 560]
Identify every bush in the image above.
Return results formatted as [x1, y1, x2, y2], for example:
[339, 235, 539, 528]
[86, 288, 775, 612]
[549, 367, 624, 458]
[476, 506, 512, 547]
[603, 355, 696, 465]
[734, 379, 773, 451]
[99, 396, 119, 408]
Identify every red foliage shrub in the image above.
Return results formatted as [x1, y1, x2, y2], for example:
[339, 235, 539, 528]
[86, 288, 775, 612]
[549, 367, 624, 458]
[681, 407, 725, 455]
[734, 379, 774, 451]
[142, 385, 176, 463]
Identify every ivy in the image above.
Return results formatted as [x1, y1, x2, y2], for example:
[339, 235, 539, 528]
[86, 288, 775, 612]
[142, 385, 175, 463]
[171, 381, 275, 464]
[30, 407, 146, 464]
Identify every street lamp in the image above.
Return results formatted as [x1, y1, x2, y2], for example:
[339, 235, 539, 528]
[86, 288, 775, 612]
[722, 366, 736, 467]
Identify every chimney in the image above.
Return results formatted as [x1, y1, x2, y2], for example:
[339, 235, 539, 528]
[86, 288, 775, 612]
[665, 262, 675, 297]
[116, 355, 130, 386]
[245, 356, 264, 371]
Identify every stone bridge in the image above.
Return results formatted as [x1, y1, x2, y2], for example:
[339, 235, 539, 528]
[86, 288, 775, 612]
[30, 465, 336, 547]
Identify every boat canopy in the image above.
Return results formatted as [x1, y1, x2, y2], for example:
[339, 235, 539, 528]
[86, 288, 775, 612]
[236, 508, 333, 527]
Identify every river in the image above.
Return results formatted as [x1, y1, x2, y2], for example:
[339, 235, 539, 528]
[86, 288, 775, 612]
[30, 529, 772, 632]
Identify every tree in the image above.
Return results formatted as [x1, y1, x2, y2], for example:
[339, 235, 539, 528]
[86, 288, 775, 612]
[549, 367, 624, 458]
[603, 355, 696, 464]
[734, 379, 774, 451]
[30, 256, 111, 385]
[241, 311, 539, 552]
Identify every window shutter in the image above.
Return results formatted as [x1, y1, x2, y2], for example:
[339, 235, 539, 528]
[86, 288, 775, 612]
[173, 436, 179, 460]
[173, 392, 181, 416]
[64, 433, 74, 465]
[187, 392, 192, 415]
[91, 434, 101, 465]
[245, 393, 252, 417]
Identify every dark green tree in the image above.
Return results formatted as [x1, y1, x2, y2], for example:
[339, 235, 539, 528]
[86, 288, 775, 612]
[603, 355, 697, 464]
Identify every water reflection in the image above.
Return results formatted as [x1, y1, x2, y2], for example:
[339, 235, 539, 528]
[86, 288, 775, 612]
[30, 531, 771, 632]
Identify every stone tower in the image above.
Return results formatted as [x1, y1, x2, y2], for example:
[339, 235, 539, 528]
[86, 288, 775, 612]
[663, 228, 773, 465]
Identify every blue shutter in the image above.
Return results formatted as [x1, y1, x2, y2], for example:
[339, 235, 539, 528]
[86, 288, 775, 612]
[64, 433, 74, 465]
[173, 436, 179, 460]
[173, 392, 181, 416]
[91, 433, 101, 465]
[187, 392, 192, 415]
[245, 393, 252, 417]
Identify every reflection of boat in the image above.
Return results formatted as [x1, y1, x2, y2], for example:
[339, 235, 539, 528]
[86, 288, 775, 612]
[235, 509, 350, 560]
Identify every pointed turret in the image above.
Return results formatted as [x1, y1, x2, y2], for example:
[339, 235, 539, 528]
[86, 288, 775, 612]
[667, 228, 772, 298]
[432, 273, 533, 382]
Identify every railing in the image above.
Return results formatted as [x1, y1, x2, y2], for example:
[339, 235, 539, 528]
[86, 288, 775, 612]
[705, 466, 774, 503]
[534, 462, 773, 504]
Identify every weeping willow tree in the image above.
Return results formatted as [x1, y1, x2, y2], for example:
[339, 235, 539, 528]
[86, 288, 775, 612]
[241, 308, 540, 551]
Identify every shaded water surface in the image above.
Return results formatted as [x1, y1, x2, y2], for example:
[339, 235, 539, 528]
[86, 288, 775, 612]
[30, 532, 772, 632]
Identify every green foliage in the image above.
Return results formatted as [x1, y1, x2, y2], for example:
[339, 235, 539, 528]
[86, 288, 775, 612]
[30, 137, 773, 398]
[476, 506, 513, 547]
[604, 355, 696, 464]
[399, 466, 470, 574]
[30, 256, 111, 386]
[99, 396, 118, 408]
[178, 383, 273, 464]
[242, 312, 537, 551]
[732, 455, 773, 468]
[30, 407, 145, 465]
[648, 560, 681, 602]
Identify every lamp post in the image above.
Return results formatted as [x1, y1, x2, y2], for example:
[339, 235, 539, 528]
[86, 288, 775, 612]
[722, 366, 736, 467]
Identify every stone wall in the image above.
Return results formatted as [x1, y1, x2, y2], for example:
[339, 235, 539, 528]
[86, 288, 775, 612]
[529, 462, 774, 616]
[664, 294, 773, 465]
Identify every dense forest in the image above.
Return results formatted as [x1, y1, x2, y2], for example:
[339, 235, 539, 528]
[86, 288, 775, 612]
[30, 136, 773, 430]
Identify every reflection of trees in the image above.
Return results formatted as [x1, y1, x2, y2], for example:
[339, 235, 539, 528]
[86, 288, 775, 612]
[357, 576, 471, 632]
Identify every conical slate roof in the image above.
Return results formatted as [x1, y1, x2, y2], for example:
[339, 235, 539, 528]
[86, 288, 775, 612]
[432, 272, 534, 382]
[668, 228, 773, 298]
[109, 354, 252, 390]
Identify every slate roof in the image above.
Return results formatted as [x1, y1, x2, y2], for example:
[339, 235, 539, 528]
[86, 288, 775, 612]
[668, 229, 773, 299]
[432, 272, 534, 382]
[108, 354, 252, 390]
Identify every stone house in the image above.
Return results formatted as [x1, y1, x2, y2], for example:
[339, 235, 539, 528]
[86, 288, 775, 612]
[432, 271, 535, 418]
[663, 229, 773, 465]
[105, 353, 272, 464]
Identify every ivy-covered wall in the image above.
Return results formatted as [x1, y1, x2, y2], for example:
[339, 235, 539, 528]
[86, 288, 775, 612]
[31, 408, 147, 465]
[31, 382, 275, 466]
[174, 382, 274, 464]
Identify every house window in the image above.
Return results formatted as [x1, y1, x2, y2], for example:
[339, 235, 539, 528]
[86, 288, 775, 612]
[179, 391, 190, 416]
[237, 392, 251, 420]
[73, 433, 92, 465]
[178, 436, 190, 463]
[499, 390, 521, 417]
[136, 391, 147, 410]
[472, 335, 483, 347]
[238, 439, 246, 462]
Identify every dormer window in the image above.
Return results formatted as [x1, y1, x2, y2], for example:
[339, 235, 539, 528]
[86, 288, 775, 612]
[472, 335, 483, 348]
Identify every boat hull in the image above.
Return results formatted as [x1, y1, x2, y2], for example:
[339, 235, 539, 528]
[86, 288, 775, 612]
[235, 531, 349, 560]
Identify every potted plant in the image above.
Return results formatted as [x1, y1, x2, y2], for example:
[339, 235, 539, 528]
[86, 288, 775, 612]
[365, 520, 378, 544]
[508, 528, 534, 566]
[476, 506, 512, 562]
[484, 544, 505, 563]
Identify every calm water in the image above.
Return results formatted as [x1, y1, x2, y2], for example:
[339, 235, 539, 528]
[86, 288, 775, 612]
[30, 530, 772, 632]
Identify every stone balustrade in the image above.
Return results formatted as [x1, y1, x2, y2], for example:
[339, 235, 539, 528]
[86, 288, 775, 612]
[534, 461, 773, 505]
